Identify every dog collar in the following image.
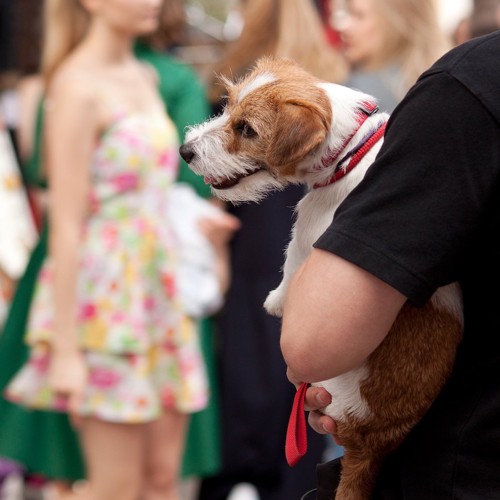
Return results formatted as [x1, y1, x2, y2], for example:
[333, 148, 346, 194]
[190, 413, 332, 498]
[313, 120, 387, 189]
[315, 101, 379, 170]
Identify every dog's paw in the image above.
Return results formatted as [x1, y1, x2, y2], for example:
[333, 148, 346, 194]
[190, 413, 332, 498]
[264, 289, 284, 317]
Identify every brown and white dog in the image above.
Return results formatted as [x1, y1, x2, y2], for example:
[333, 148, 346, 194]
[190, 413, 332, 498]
[180, 57, 463, 500]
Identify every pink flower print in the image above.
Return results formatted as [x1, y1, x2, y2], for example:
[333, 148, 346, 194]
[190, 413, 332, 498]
[144, 296, 156, 311]
[180, 354, 199, 373]
[88, 192, 100, 214]
[110, 310, 125, 323]
[125, 135, 141, 148]
[158, 150, 177, 171]
[38, 267, 52, 283]
[134, 219, 148, 233]
[89, 368, 122, 389]
[79, 302, 97, 321]
[162, 339, 177, 354]
[112, 172, 139, 192]
[40, 320, 52, 330]
[31, 352, 50, 373]
[161, 273, 176, 298]
[53, 394, 69, 412]
[160, 388, 176, 409]
[101, 225, 118, 249]
[136, 396, 149, 410]
[126, 353, 139, 366]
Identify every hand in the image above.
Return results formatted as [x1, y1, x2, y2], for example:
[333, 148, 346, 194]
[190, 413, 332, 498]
[197, 212, 240, 250]
[287, 367, 342, 444]
[48, 349, 87, 416]
[0, 267, 15, 302]
[305, 386, 342, 442]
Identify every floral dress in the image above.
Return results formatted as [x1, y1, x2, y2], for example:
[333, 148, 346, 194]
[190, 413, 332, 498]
[5, 111, 208, 423]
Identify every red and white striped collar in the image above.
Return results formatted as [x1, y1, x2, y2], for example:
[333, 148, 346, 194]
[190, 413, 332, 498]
[311, 101, 387, 189]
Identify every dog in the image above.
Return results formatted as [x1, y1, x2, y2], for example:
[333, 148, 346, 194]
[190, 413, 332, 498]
[179, 56, 463, 500]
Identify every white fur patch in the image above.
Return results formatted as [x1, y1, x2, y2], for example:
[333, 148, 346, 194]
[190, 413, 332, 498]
[315, 364, 371, 421]
[238, 72, 277, 102]
[431, 282, 463, 324]
[185, 113, 229, 142]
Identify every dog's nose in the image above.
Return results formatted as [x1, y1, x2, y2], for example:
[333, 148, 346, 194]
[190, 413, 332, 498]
[179, 143, 196, 164]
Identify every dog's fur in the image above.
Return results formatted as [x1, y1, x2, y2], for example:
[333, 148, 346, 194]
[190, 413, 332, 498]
[180, 57, 463, 500]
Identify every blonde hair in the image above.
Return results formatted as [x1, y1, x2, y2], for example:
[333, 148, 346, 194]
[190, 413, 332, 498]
[370, 0, 451, 96]
[41, 0, 89, 83]
[209, 0, 348, 104]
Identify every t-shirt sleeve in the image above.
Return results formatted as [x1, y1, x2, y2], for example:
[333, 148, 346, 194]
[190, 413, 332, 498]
[314, 71, 500, 306]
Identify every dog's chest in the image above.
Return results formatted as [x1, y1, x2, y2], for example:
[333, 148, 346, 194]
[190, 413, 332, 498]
[291, 185, 352, 261]
[291, 150, 377, 264]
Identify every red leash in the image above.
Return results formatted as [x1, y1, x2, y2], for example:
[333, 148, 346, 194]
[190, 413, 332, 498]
[285, 382, 309, 466]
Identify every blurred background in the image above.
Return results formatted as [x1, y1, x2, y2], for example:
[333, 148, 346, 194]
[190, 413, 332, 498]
[0, 0, 483, 146]
[0, 0, 477, 92]
[0, 0, 496, 499]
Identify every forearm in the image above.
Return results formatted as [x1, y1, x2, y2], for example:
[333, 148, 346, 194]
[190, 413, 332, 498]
[213, 244, 231, 295]
[49, 224, 81, 354]
[280, 248, 406, 383]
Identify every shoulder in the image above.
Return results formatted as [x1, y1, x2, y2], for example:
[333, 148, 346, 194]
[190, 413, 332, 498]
[44, 65, 102, 133]
[47, 65, 98, 111]
[419, 31, 500, 123]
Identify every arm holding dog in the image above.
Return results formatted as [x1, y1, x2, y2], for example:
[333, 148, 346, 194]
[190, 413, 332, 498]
[281, 248, 406, 383]
[277, 32, 500, 499]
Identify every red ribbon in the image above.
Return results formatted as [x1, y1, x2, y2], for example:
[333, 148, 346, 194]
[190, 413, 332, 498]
[285, 382, 309, 466]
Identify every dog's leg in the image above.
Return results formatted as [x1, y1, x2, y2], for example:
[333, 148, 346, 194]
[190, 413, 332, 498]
[264, 236, 306, 316]
[335, 451, 381, 500]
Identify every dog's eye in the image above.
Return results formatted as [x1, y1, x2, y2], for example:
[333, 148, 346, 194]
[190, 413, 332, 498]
[235, 121, 257, 138]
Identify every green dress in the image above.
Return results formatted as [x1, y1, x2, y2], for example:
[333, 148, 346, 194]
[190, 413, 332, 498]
[0, 102, 86, 480]
[0, 46, 221, 480]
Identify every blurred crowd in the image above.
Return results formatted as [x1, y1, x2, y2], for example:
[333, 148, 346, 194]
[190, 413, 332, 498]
[0, 0, 498, 499]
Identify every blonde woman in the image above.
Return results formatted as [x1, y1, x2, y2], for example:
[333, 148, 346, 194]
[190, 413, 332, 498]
[1, 1, 227, 499]
[339, 0, 451, 112]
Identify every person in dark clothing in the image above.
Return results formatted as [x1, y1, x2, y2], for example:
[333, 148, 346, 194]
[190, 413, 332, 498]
[283, 30, 500, 499]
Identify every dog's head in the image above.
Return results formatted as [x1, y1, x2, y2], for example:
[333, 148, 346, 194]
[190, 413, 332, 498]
[179, 57, 333, 202]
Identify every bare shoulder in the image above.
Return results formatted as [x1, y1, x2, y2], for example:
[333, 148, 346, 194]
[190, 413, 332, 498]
[47, 63, 99, 111]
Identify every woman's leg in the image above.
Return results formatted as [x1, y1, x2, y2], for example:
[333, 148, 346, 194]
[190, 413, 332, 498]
[49, 480, 89, 500]
[78, 418, 145, 500]
[142, 410, 189, 500]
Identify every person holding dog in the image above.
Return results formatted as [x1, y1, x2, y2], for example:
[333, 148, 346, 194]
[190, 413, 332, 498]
[283, 29, 500, 499]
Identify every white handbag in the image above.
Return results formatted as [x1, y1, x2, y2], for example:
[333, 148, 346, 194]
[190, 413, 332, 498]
[164, 183, 225, 318]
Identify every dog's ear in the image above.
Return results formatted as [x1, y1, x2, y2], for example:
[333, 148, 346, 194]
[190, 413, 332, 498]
[266, 99, 331, 169]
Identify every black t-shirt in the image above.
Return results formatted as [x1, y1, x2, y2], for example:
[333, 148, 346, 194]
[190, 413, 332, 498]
[314, 31, 500, 499]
